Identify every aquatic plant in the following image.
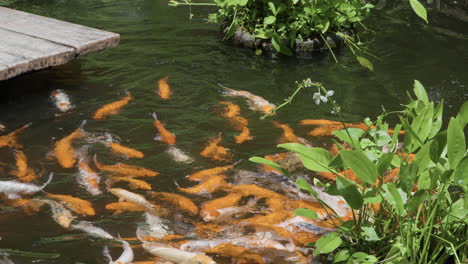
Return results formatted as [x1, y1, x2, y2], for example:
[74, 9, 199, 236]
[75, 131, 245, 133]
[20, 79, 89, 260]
[252, 79, 468, 263]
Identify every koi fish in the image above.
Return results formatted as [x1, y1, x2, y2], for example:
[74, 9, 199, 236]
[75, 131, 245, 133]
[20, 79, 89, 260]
[71, 221, 115, 240]
[230, 184, 285, 200]
[111, 176, 152, 190]
[259, 152, 302, 174]
[186, 161, 240, 182]
[5, 198, 44, 216]
[178, 175, 230, 195]
[105, 201, 147, 214]
[0, 173, 53, 195]
[103, 239, 134, 264]
[219, 102, 253, 144]
[200, 193, 242, 221]
[149, 192, 198, 215]
[272, 121, 310, 146]
[53, 121, 86, 168]
[234, 126, 253, 144]
[0, 123, 5, 131]
[152, 113, 176, 145]
[94, 156, 159, 178]
[10, 150, 37, 182]
[157, 76, 172, 99]
[220, 84, 276, 115]
[300, 119, 368, 137]
[37, 198, 74, 228]
[167, 146, 194, 164]
[0, 123, 30, 149]
[137, 213, 173, 240]
[76, 148, 102, 195]
[109, 188, 156, 211]
[46, 193, 95, 216]
[142, 242, 216, 264]
[50, 89, 73, 112]
[93, 91, 132, 120]
[205, 243, 264, 264]
[105, 133, 144, 159]
[199, 133, 232, 162]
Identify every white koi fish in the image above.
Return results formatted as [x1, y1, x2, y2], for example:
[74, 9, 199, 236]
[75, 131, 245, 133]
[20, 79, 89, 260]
[219, 84, 276, 115]
[38, 198, 74, 228]
[142, 242, 216, 264]
[103, 239, 134, 264]
[0, 173, 53, 195]
[76, 146, 102, 195]
[136, 213, 173, 239]
[109, 188, 156, 211]
[71, 221, 115, 240]
[167, 146, 194, 164]
[50, 89, 74, 112]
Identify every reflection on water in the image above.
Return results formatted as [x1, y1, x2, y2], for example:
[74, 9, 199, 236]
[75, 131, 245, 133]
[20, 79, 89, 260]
[0, 0, 467, 263]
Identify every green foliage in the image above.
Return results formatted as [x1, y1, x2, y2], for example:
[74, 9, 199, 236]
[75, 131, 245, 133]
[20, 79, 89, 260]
[252, 79, 468, 263]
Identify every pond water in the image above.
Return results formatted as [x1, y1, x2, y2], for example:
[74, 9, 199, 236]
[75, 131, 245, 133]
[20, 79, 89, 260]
[0, 0, 467, 263]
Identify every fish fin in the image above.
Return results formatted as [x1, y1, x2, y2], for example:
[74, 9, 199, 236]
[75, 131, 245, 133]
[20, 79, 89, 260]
[217, 83, 236, 95]
[151, 112, 158, 121]
[102, 246, 113, 263]
[153, 136, 162, 141]
[78, 120, 87, 131]
[39, 173, 54, 191]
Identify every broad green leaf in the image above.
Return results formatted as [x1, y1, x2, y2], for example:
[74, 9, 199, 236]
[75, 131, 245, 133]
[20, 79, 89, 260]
[406, 190, 429, 211]
[271, 33, 292, 56]
[295, 178, 318, 196]
[352, 252, 378, 263]
[413, 80, 429, 103]
[447, 118, 466, 169]
[382, 183, 406, 216]
[333, 128, 365, 149]
[294, 208, 318, 219]
[249, 157, 290, 176]
[340, 150, 379, 185]
[444, 198, 468, 223]
[356, 56, 374, 72]
[429, 100, 443, 139]
[264, 16, 276, 25]
[453, 156, 468, 187]
[409, 0, 428, 23]
[334, 249, 350, 262]
[267, 2, 276, 14]
[321, 20, 330, 34]
[370, 130, 392, 147]
[377, 152, 394, 175]
[456, 101, 468, 128]
[313, 232, 343, 256]
[279, 143, 333, 172]
[399, 163, 419, 194]
[361, 226, 380, 241]
[414, 141, 433, 170]
[429, 132, 447, 164]
[417, 170, 432, 190]
[336, 176, 363, 210]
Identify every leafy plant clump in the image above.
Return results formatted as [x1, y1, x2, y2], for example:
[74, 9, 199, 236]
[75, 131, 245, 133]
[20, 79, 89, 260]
[252, 80, 468, 263]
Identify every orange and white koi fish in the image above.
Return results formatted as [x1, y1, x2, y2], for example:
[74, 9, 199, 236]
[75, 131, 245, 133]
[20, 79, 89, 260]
[37, 198, 74, 228]
[272, 121, 310, 146]
[0, 123, 5, 131]
[103, 240, 134, 264]
[10, 150, 37, 182]
[0, 123, 30, 149]
[46, 193, 95, 216]
[109, 188, 156, 211]
[142, 242, 216, 264]
[205, 243, 264, 264]
[178, 175, 230, 195]
[105, 133, 144, 159]
[300, 119, 368, 137]
[111, 176, 152, 190]
[6, 198, 44, 216]
[92, 91, 132, 120]
[71, 221, 115, 240]
[105, 201, 147, 214]
[186, 161, 240, 182]
[150, 192, 198, 215]
[0, 173, 53, 195]
[76, 148, 102, 195]
[157, 76, 172, 99]
[220, 84, 276, 115]
[200, 193, 243, 221]
[53, 121, 86, 168]
[152, 113, 176, 145]
[50, 89, 73, 112]
[167, 146, 194, 164]
[199, 133, 232, 162]
[94, 156, 159, 178]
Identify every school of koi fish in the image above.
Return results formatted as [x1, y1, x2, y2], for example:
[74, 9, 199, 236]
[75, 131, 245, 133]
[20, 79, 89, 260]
[0, 77, 384, 264]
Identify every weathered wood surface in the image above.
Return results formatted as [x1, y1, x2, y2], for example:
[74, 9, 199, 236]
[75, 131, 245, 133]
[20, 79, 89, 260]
[0, 7, 120, 81]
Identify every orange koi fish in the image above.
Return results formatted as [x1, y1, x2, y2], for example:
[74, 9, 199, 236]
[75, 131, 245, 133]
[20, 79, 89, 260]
[10, 150, 37, 182]
[0, 123, 30, 149]
[178, 175, 230, 195]
[205, 243, 265, 264]
[105, 201, 147, 214]
[200, 133, 232, 162]
[105, 134, 144, 158]
[221, 84, 276, 115]
[230, 184, 285, 200]
[219, 102, 253, 144]
[219, 101, 240, 118]
[157, 76, 172, 99]
[260, 152, 302, 174]
[272, 121, 310, 145]
[300, 119, 368, 137]
[111, 176, 152, 190]
[50, 89, 73, 112]
[53, 121, 86, 168]
[234, 126, 253, 144]
[6, 198, 43, 216]
[92, 91, 132, 120]
[187, 161, 239, 182]
[200, 193, 243, 221]
[94, 156, 159, 177]
[46, 193, 95, 216]
[151, 113, 176, 145]
[150, 192, 199, 215]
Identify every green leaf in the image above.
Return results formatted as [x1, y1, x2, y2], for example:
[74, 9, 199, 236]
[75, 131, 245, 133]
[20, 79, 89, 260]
[336, 176, 363, 210]
[406, 190, 429, 211]
[267, 2, 276, 14]
[279, 143, 333, 172]
[340, 150, 379, 185]
[444, 198, 468, 223]
[413, 80, 429, 103]
[264, 16, 276, 25]
[249, 157, 290, 176]
[399, 163, 419, 194]
[453, 156, 468, 187]
[456, 101, 468, 129]
[334, 249, 351, 262]
[409, 0, 428, 23]
[295, 178, 318, 196]
[333, 128, 365, 149]
[294, 208, 318, 219]
[313, 232, 343, 256]
[361, 226, 380, 241]
[352, 252, 378, 263]
[370, 130, 392, 147]
[381, 183, 407, 216]
[377, 152, 394, 175]
[356, 56, 374, 72]
[447, 118, 466, 169]
[271, 33, 292, 56]
[429, 100, 443, 139]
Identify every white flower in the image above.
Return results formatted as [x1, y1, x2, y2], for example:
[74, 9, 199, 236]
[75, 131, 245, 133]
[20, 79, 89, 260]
[326, 90, 335, 97]
[320, 95, 328, 103]
[313, 93, 321, 105]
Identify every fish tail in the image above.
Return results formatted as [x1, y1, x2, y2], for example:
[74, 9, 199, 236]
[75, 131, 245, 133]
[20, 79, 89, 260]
[40, 173, 54, 191]
[217, 83, 236, 95]
[151, 112, 158, 121]
[12, 123, 32, 135]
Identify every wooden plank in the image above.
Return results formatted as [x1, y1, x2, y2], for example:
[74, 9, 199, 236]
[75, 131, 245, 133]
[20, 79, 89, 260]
[0, 7, 120, 55]
[0, 28, 75, 80]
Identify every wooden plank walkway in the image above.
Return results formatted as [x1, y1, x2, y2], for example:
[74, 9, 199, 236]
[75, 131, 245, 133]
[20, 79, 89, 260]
[0, 7, 120, 81]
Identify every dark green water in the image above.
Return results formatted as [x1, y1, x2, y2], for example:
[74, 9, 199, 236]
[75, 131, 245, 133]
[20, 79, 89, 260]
[0, 0, 467, 263]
